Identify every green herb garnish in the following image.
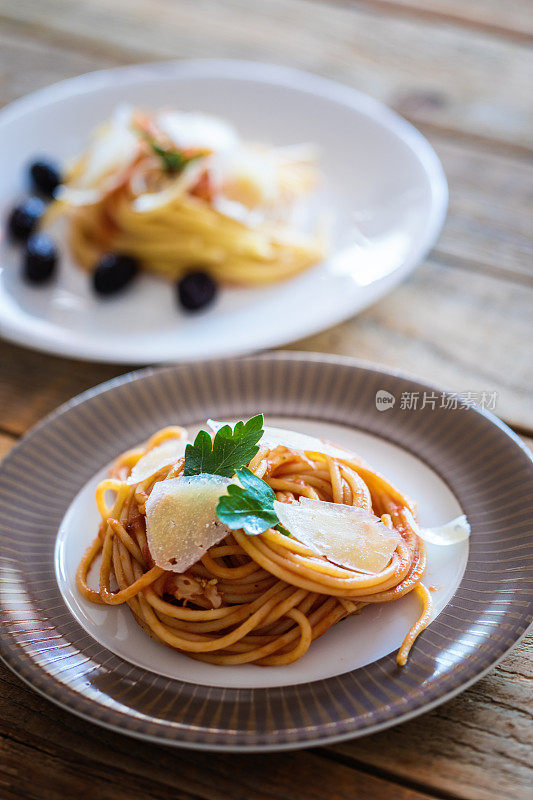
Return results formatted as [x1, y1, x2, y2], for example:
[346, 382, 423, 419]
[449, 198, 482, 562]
[216, 467, 290, 536]
[183, 415, 264, 478]
[135, 126, 208, 175]
[150, 141, 189, 174]
[150, 141, 207, 174]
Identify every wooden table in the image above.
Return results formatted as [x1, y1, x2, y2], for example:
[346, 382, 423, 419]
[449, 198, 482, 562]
[0, 1, 531, 798]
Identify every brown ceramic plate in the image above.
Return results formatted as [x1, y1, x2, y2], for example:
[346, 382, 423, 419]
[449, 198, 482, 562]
[0, 353, 531, 751]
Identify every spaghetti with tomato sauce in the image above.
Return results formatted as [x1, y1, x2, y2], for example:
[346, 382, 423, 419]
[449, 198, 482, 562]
[77, 423, 432, 667]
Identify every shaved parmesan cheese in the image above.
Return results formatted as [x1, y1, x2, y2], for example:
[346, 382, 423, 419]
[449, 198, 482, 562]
[207, 420, 354, 461]
[79, 104, 138, 188]
[57, 104, 139, 206]
[126, 438, 188, 485]
[83, 105, 138, 186]
[156, 111, 239, 154]
[403, 509, 470, 546]
[54, 187, 103, 207]
[211, 147, 279, 208]
[274, 498, 401, 574]
[145, 475, 232, 573]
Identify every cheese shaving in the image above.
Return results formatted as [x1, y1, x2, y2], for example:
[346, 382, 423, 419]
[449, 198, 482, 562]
[402, 509, 470, 546]
[145, 475, 232, 573]
[274, 497, 401, 574]
[126, 438, 188, 485]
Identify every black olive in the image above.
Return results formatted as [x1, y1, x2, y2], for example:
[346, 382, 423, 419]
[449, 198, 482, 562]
[7, 197, 46, 242]
[23, 233, 58, 283]
[29, 158, 62, 198]
[177, 271, 217, 311]
[93, 253, 140, 295]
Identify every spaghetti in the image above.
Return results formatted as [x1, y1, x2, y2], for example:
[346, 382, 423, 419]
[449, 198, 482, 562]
[51, 106, 325, 285]
[77, 426, 432, 667]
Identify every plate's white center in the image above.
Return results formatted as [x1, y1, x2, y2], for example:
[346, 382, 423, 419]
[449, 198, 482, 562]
[55, 417, 468, 689]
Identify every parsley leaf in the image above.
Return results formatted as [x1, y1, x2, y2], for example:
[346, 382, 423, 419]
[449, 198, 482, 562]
[135, 126, 207, 175]
[150, 141, 189, 174]
[183, 415, 264, 478]
[216, 467, 290, 536]
[151, 140, 209, 174]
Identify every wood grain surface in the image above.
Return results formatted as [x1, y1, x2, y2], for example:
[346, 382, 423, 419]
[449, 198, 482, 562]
[355, 0, 533, 41]
[0, 1, 531, 798]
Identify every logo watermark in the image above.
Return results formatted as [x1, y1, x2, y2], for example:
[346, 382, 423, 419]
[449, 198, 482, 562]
[375, 390, 498, 412]
[375, 390, 396, 411]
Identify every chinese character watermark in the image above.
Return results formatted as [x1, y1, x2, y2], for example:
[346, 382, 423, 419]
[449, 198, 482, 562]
[376, 389, 498, 412]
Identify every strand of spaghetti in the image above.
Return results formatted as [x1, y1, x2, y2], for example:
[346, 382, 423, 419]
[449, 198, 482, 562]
[209, 545, 251, 558]
[256, 601, 344, 666]
[261, 528, 319, 557]
[146, 588, 298, 645]
[99, 520, 164, 605]
[200, 551, 260, 580]
[136, 587, 289, 652]
[108, 518, 144, 564]
[143, 579, 286, 623]
[192, 598, 338, 663]
[95, 479, 128, 519]
[76, 537, 104, 603]
[197, 595, 324, 656]
[327, 456, 344, 504]
[289, 473, 334, 498]
[339, 465, 373, 511]
[145, 426, 188, 449]
[235, 531, 411, 595]
[266, 535, 409, 583]
[108, 447, 144, 477]
[101, 565, 164, 605]
[396, 583, 433, 666]
[259, 588, 308, 628]
[267, 478, 321, 499]
[198, 606, 314, 666]
[364, 543, 427, 603]
[113, 537, 143, 619]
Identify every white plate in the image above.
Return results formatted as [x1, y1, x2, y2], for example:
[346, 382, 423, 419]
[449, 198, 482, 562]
[0, 60, 447, 363]
[55, 417, 468, 690]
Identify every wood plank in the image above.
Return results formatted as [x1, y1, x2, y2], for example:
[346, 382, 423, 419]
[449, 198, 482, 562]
[0, 20, 119, 109]
[329, 631, 533, 800]
[290, 258, 533, 431]
[0, 345, 127, 437]
[431, 136, 533, 281]
[0, 0, 531, 150]
[0, 663, 434, 800]
[354, 0, 533, 41]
